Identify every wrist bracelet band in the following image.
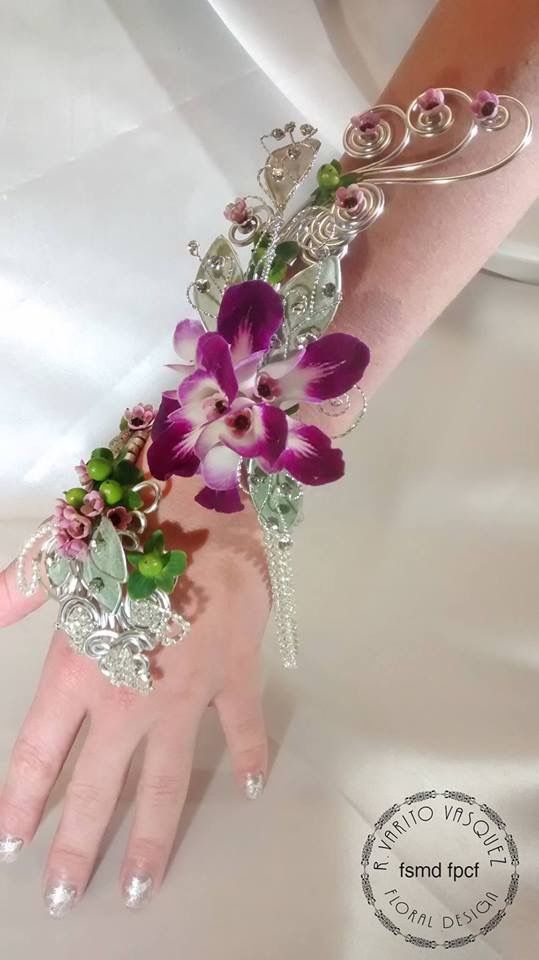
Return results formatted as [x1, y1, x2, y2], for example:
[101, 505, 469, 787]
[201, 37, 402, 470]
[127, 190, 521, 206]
[16, 87, 531, 691]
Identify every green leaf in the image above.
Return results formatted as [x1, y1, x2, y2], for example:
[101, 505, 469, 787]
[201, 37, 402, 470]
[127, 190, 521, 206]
[156, 569, 176, 593]
[330, 158, 342, 174]
[311, 186, 334, 205]
[339, 172, 360, 187]
[127, 570, 156, 600]
[145, 529, 165, 555]
[113, 460, 144, 485]
[125, 489, 143, 510]
[126, 551, 142, 568]
[163, 550, 187, 577]
[267, 259, 289, 285]
[274, 241, 299, 263]
[91, 446, 114, 462]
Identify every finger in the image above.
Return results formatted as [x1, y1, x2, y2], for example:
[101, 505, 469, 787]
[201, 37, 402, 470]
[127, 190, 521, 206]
[0, 633, 86, 862]
[120, 703, 205, 909]
[43, 719, 136, 918]
[214, 680, 268, 801]
[0, 560, 47, 628]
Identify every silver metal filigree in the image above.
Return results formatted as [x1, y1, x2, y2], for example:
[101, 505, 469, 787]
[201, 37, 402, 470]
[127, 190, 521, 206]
[16, 482, 190, 694]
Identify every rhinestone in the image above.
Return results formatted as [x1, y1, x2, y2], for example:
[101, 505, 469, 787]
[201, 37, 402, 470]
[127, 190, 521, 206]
[271, 167, 285, 181]
[300, 123, 315, 136]
[287, 145, 301, 159]
[62, 602, 96, 652]
[187, 240, 199, 256]
[100, 645, 152, 694]
[284, 121, 296, 133]
[322, 281, 336, 297]
[195, 279, 209, 293]
[208, 255, 224, 273]
[271, 128, 285, 140]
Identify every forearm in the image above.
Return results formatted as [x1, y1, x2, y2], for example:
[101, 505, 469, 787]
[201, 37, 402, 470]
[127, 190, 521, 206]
[331, 0, 539, 399]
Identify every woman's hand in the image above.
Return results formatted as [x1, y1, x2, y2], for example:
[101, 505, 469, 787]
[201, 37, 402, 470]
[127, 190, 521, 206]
[0, 471, 270, 915]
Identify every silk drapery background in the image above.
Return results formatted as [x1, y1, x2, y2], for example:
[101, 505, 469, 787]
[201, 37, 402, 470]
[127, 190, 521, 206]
[0, 3, 538, 957]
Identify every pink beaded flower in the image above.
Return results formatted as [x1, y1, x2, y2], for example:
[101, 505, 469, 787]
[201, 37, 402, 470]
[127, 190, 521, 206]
[418, 88, 445, 113]
[74, 459, 93, 491]
[124, 403, 156, 432]
[106, 506, 133, 531]
[351, 110, 381, 137]
[335, 184, 366, 214]
[224, 197, 251, 225]
[471, 90, 499, 120]
[54, 500, 92, 559]
[80, 490, 105, 518]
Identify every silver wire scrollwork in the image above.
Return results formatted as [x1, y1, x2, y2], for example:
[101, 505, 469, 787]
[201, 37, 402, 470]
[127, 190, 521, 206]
[16, 483, 190, 694]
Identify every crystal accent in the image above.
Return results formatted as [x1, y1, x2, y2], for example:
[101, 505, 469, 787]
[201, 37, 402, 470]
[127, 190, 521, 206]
[100, 644, 152, 694]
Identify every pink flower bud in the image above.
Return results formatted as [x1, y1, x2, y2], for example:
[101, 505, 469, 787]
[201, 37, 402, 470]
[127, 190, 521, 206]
[471, 90, 499, 120]
[418, 87, 445, 113]
[224, 197, 250, 224]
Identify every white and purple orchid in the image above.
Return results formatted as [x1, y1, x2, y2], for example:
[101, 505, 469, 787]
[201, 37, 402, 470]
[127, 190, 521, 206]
[148, 280, 369, 512]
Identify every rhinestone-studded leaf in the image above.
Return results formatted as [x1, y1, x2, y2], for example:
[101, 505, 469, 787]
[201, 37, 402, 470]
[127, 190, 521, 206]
[248, 463, 303, 534]
[262, 136, 321, 210]
[82, 556, 122, 613]
[280, 256, 342, 350]
[46, 553, 70, 587]
[193, 236, 243, 328]
[90, 517, 128, 583]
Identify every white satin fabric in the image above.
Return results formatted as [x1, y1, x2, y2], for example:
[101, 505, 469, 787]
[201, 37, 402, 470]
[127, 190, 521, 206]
[0, 3, 538, 957]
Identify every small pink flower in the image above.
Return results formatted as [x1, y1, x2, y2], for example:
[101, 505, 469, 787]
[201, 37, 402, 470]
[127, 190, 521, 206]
[54, 499, 80, 528]
[81, 490, 105, 518]
[124, 403, 156, 431]
[224, 197, 251, 225]
[74, 460, 93, 491]
[418, 87, 445, 113]
[350, 110, 381, 137]
[56, 530, 89, 561]
[335, 184, 367, 214]
[471, 90, 499, 120]
[106, 506, 133, 531]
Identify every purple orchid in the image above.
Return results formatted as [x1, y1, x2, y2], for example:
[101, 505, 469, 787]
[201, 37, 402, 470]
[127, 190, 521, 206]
[148, 280, 369, 512]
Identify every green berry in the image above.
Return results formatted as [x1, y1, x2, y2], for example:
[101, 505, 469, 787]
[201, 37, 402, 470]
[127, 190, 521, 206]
[139, 552, 164, 578]
[64, 487, 86, 508]
[99, 479, 124, 505]
[87, 457, 112, 482]
[317, 163, 340, 189]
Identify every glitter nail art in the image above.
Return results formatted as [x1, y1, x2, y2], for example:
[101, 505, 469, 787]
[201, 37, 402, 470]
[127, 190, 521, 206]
[0, 835, 23, 864]
[44, 881, 77, 918]
[123, 873, 153, 909]
[244, 772, 264, 800]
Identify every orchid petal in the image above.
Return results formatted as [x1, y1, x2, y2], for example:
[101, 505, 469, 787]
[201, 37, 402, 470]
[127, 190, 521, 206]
[147, 416, 201, 480]
[152, 393, 181, 439]
[272, 421, 345, 485]
[195, 485, 244, 513]
[260, 333, 370, 405]
[201, 444, 242, 490]
[217, 280, 283, 364]
[173, 318, 206, 362]
[204, 398, 287, 462]
[195, 332, 238, 401]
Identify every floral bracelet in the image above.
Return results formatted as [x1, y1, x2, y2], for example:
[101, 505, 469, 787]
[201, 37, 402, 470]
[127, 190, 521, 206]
[16, 87, 531, 692]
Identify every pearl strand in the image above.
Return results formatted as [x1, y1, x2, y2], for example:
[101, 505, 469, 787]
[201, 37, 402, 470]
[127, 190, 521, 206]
[15, 521, 55, 597]
[262, 523, 298, 669]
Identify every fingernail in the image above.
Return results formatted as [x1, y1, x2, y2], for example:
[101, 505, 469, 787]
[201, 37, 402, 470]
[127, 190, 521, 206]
[123, 873, 153, 910]
[44, 880, 77, 918]
[244, 771, 264, 800]
[0, 835, 23, 864]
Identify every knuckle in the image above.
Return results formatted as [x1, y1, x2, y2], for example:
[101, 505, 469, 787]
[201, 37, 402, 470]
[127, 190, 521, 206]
[49, 844, 91, 873]
[128, 836, 167, 864]
[11, 735, 57, 784]
[65, 778, 104, 816]
[140, 773, 184, 807]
